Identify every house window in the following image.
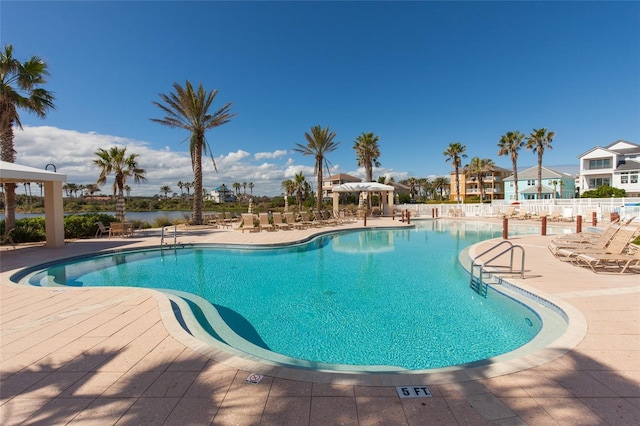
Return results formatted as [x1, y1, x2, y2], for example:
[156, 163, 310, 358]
[588, 158, 611, 169]
[527, 180, 535, 186]
[620, 172, 637, 185]
[588, 177, 610, 189]
[621, 172, 629, 184]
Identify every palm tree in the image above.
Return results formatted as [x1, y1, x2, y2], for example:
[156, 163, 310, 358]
[443, 142, 467, 203]
[526, 128, 556, 199]
[281, 179, 295, 210]
[177, 180, 184, 197]
[292, 172, 309, 210]
[432, 176, 450, 201]
[124, 185, 131, 199]
[497, 131, 525, 201]
[160, 185, 171, 199]
[464, 157, 495, 202]
[242, 182, 247, 197]
[248, 182, 254, 196]
[183, 181, 192, 197]
[94, 146, 146, 221]
[233, 182, 241, 196]
[1, 44, 56, 236]
[293, 125, 340, 211]
[353, 132, 381, 182]
[151, 80, 236, 225]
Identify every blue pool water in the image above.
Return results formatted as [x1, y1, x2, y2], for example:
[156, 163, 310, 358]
[19, 220, 546, 371]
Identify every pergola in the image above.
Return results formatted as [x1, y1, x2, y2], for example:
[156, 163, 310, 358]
[0, 161, 67, 248]
[331, 181, 395, 215]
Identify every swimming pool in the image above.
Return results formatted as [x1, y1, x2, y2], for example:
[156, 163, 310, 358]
[15, 219, 567, 372]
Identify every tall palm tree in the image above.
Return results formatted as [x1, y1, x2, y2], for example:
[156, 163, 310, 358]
[248, 182, 254, 196]
[293, 125, 340, 211]
[464, 157, 495, 202]
[443, 142, 467, 203]
[242, 182, 247, 197]
[160, 185, 171, 199]
[1, 44, 55, 236]
[353, 132, 381, 182]
[151, 80, 236, 225]
[233, 182, 241, 195]
[94, 146, 146, 221]
[292, 171, 308, 210]
[432, 176, 450, 201]
[497, 131, 525, 201]
[526, 128, 556, 199]
[281, 179, 295, 210]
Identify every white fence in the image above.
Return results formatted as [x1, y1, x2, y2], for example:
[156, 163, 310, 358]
[397, 197, 640, 223]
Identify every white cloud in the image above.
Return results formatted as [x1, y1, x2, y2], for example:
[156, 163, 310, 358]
[9, 126, 418, 197]
[10, 126, 298, 196]
[254, 150, 287, 160]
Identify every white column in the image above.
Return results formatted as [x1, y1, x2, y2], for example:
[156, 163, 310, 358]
[44, 180, 65, 248]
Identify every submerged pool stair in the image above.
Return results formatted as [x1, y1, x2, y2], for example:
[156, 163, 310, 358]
[470, 240, 525, 296]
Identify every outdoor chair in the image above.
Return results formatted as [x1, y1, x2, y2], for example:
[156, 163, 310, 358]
[285, 212, 305, 229]
[272, 212, 290, 230]
[258, 213, 274, 231]
[95, 221, 110, 238]
[240, 214, 259, 233]
[554, 225, 639, 262]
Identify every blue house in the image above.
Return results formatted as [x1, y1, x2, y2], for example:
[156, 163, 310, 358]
[503, 166, 576, 201]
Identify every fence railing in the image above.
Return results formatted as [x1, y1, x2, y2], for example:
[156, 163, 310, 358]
[396, 197, 640, 222]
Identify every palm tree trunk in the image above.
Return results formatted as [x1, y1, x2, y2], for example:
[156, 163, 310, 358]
[193, 145, 203, 225]
[537, 153, 543, 199]
[116, 195, 126, 221]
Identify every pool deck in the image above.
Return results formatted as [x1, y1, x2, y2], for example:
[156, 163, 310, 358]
[1, 216, 638, 425]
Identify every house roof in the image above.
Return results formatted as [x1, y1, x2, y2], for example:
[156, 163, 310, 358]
[616, 159, 640, 172]
[326, 173, 362, 182]
[520, 184, 554, 194]
[578, 140, 639, 158]
[504, 165, 571, 181]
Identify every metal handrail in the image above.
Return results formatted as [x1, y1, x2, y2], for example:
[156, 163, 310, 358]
[470, 240, 525, 292]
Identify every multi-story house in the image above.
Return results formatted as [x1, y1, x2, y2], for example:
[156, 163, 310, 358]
[322, 173, 361, 199]
[503, 166, 576, 201]
[578, 140, 640, 197]
[449, 166, 511, 202]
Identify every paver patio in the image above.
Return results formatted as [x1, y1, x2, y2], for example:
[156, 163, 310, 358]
[1, 217, 638, 425]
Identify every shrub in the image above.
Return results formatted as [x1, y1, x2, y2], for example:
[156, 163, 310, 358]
[64, 213, 117, 239]
[1, 217, 46, 243]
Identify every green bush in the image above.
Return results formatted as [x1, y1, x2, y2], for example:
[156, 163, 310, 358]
[581, 185, 625, 198]
[64, 213, 117, 239]
[1, 217, 46, 243]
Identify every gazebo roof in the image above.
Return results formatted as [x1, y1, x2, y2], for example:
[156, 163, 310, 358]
[0, 161, 67, 183]
[331, 182, 394, 192]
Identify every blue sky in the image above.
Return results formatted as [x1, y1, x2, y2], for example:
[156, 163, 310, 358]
[3, 1, 639, 196]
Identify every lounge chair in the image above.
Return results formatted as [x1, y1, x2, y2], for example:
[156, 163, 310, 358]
[322, 210, 339, 225]
[240, 214, 259, 233]
[313, 211, 329, 226]
[95, 221, 110, 238]
[554, 225, 639, 261]
[258, 213, 274, 231]
[502, 206, 517, 219]
[272, 212, 290, 230]
[550, 218, 622, 248]
[574, 248, 640, 274]
[300, 212, 316, 227]
[285, 212, 305, 229]
[548, 210, 562, 222]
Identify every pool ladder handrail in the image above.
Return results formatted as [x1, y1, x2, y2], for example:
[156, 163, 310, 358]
[160, 225, 178, 249]
[470, 240, 525, 295]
